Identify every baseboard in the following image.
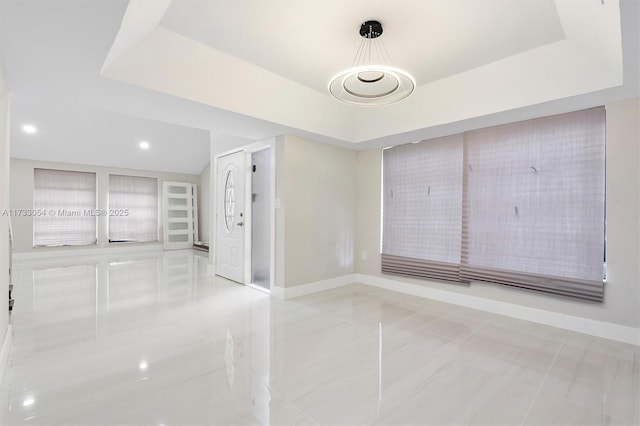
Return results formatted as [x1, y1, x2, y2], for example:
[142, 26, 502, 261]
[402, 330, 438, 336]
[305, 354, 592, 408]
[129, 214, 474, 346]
[0, 325, 12, 383]
[271, 286, 285, 299]
[13, 243, 164, 261]
[272, 274, 356, 300]
[354, 273, 640, 346]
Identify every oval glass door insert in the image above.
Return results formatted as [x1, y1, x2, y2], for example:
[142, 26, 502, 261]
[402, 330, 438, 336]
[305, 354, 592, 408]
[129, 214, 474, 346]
[224, 169, 235, 233]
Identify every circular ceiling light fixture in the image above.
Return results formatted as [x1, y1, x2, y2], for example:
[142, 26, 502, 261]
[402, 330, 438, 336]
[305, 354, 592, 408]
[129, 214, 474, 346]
[329, 20, 415, 106]
[139, 141, 150, 150]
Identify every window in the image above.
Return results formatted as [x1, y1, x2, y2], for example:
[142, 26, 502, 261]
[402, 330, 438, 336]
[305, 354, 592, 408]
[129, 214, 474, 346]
[108, 175, 158, 243]
[382, 135, 464, 283]
[33, 169, 97, 246]
[382, 107, 606, 301]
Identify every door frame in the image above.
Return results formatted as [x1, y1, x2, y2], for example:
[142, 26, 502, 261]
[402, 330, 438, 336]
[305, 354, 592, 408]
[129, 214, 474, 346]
[214, 150, 246, 283]
[162, 181, 195, 250]
[213, 139, 276, 291]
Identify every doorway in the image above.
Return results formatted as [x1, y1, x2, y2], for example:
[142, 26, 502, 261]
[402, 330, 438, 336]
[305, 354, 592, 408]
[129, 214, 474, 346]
[162, 181, 198, 250]
[250, 148, 271, 291]
[214, 144, 274, 291]
[215, 151, 245, 283]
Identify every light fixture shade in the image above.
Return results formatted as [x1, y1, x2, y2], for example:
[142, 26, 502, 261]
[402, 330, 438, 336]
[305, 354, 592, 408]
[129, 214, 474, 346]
[329, 20, 415, 106]
[329, 65, 415, 106]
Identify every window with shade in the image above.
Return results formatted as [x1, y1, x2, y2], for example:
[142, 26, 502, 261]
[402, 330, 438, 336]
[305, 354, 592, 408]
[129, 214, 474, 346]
[108, 175, 158, 243]
[382, 107, 606, 302]
[33, 169, 97, 247]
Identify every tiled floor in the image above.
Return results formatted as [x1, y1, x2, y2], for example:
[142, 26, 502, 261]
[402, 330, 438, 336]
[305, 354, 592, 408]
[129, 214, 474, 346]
[1, 251, 638, 425]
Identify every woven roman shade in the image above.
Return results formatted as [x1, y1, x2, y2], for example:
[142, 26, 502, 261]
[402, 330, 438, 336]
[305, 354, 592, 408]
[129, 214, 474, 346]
[461, 107, 606, 301]
[108, 175, 158, 243]
[33, 169, 97, 247]
[381, 107, 606, 301]
[382, 134, 466, 283]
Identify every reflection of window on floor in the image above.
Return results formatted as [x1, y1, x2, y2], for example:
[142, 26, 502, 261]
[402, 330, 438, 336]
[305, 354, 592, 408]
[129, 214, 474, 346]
[382, 107, 606, 301]
[32, 265, 98, 350]
[108, 259, 159, 309]
[33, 169, 97, 247]
[108, 175, 158, 243]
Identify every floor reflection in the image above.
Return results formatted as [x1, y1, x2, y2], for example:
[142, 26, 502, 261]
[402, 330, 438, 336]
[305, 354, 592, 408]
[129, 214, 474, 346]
[32, 264, 98, 351]
[4, 250, 277, 425]
[2, 250, 638, 425]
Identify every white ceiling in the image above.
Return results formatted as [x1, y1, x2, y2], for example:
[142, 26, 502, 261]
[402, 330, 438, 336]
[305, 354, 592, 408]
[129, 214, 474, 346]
[0, 0, 306, 174]
[0, 0, 638, 173]
[160, 0, 566, 93]
[10, 94, 210, 174]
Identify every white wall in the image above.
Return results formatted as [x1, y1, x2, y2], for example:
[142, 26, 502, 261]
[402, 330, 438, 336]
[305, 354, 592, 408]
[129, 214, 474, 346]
[9, 158, 199, 253]
[198, 162, 210, 243]
[207, 134, 356, 289]
[0, 59, 10, 365]
[275, 136, 285, 289]
[282, 135, 356, 287]
[355, 98, 640, 329]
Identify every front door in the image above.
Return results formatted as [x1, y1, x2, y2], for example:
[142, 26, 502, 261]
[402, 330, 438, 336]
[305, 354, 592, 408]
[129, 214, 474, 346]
[216, 151, 245, 283]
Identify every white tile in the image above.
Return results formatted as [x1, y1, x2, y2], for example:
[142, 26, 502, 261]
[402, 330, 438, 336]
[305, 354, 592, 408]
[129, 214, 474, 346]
[541, 341, 640, 423]
[523, 393, 633, 426]
[2, 253, 637, 426]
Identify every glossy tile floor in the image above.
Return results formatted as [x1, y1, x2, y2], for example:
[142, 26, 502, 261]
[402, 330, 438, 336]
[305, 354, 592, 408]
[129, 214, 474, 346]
[1, 251, 638, 425]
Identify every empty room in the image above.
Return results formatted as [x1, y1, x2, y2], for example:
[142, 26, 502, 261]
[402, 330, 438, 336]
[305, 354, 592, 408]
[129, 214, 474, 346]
[0, 1, 638, 425]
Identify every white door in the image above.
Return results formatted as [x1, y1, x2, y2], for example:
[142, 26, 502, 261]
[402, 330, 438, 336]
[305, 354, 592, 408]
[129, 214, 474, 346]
[162, 181, 194, 250]
[216, 151, 245, 283]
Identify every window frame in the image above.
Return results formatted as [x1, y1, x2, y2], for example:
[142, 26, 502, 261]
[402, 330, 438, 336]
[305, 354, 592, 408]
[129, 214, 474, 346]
[107, 174, 159, 244]
[381, 107, 606, 302]
[33, 168, 98, 247]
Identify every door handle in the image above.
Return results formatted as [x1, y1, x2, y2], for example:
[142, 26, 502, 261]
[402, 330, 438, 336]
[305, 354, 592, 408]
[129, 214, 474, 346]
[237, 221, 244, 227]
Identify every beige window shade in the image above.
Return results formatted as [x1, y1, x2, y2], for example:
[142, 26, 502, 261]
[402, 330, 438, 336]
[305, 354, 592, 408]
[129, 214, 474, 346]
[381, 107, 606, 302]
[382, 134, 466, 283]
[108, 175, 158, 243]
[33, 169, 97, 247]
[461, 107, 606, 301]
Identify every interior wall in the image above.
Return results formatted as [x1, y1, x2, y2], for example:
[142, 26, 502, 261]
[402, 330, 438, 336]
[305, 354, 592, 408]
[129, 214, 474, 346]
[355, 97, 640, 329]
[0, 60, 10, 350]
[282, 135, 356, 287]
[208, 134, 356, 288]
[9, 158, 199, 253]
[275, 136, 285, 288]
[198, 162, 210, 243]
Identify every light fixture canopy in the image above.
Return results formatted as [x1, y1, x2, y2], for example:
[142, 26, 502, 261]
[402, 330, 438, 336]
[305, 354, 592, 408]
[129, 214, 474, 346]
[329, 20, 415, 106]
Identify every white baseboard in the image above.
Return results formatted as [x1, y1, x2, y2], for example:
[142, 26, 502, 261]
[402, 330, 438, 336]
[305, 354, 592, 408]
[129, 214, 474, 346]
[271, 286, 285, 299]
[13, 243, 164, 261]
[0, 325, 12, 383]
[272, 274, 356, 300]
[354, 274, 640, 346]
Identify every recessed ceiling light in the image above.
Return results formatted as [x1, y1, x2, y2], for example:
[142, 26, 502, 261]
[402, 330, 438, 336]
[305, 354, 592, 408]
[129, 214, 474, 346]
[139, 141, 150, 150]
[22, 397, 35, 407]
[22, 124, 37, 134]
[139, 361, 148, 371]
